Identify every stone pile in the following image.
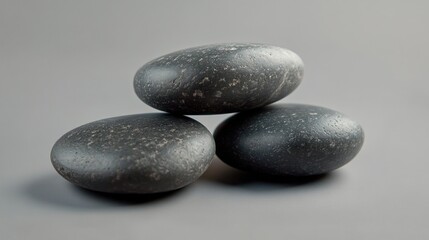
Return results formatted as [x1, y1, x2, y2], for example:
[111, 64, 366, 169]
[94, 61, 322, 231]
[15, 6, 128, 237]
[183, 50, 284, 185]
[51, 43, 364, 194]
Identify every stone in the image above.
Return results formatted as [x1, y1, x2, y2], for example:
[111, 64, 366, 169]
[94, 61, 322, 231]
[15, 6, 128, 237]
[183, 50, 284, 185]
[214, 104, 364, 176]
[134, 43, 304, 114]
[51, 113, 215, 193]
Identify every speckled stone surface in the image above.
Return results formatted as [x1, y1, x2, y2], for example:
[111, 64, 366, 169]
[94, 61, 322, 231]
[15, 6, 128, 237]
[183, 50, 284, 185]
[134, 43, 304, 114]
[214, 104, 364, 176]
[51, 113, 215, 193]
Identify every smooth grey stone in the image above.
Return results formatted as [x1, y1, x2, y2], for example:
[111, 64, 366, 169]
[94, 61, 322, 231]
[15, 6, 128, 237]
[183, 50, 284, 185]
[51, 113, 215, 194]
[214, 104, 364, 176]
[134, 43, 304, 114]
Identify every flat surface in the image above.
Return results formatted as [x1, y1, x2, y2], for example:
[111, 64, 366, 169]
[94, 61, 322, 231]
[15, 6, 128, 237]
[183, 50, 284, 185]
[1, 1, 428, 239]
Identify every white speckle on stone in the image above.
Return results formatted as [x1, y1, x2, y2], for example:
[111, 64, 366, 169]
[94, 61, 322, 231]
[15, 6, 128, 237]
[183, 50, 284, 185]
[230, 79, 240, 86]
[219, 46, 237, 51]
[193, 90, 204, 97]
[309, 113, 318, 115]
[199, 77, 210, 84]
[157, 138, 169, 147]
[149, 171, 161, 181]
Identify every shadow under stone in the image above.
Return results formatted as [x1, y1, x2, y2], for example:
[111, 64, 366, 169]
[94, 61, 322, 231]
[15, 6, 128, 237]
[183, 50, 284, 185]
[23, 174, 186, 210]
[201, 157, 341, 191]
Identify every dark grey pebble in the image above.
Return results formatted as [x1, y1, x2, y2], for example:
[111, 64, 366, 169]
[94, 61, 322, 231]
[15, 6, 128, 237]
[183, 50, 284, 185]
[214, 104, 364, 176]
[134, 43, 304, 114]
[51, 113, 215, 194]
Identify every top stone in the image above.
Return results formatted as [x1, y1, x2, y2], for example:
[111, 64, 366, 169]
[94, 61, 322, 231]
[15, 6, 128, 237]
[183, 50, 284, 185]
[134, 43, 304, 114]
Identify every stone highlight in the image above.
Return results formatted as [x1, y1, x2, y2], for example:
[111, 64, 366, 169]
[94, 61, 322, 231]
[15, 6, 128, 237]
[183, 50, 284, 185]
[134, 43, 303, 114]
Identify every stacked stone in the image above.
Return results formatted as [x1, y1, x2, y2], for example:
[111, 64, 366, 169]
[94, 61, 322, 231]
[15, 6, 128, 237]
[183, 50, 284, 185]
[51, 43, 364, 194]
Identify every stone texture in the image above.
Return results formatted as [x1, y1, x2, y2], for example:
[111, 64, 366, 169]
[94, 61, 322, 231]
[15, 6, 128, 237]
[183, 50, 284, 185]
[134, 43, 304, 114]
[214, 104, 364, 176]
[51, 113, 215, 193]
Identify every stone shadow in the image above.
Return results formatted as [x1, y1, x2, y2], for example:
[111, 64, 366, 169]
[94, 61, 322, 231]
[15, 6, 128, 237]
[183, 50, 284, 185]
[23, 174, 186, 210]
[200, 157, 341, 191]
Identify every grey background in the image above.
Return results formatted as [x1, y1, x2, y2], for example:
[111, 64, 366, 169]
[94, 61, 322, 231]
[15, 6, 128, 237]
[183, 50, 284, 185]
[1, 0, 428, 239]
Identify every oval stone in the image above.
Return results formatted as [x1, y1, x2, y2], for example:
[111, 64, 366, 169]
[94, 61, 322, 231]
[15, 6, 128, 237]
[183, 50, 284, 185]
[214, 104, 364, 176]
[134, 43, 304, 114]
[51, 113, 215, 193]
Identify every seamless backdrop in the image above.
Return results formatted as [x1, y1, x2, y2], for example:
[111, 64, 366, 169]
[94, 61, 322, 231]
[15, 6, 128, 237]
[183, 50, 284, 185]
[1, 1, 428, 239]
